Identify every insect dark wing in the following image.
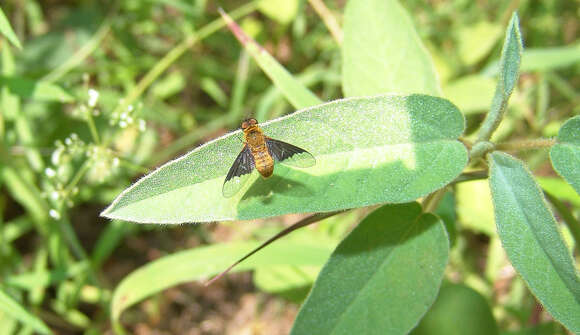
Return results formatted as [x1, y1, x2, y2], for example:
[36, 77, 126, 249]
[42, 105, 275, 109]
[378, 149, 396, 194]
[222, 145, 255, 197]
[266, 138, 316, 168]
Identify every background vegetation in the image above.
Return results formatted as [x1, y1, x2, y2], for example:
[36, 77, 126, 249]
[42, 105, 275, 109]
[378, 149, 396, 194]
[0, 0, 578, 334]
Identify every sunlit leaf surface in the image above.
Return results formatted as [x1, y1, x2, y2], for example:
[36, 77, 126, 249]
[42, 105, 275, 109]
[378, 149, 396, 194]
[102, 94, 467, 223]
[342, 0, 441, 97]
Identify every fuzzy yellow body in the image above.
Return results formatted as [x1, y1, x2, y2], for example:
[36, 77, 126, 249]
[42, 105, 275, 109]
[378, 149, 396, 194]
[242, 121, 274, 178]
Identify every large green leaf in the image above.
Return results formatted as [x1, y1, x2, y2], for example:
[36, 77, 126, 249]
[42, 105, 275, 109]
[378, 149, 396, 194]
[102, 94, 467, 223]
[550, 116, 580, 195]
[488, 152, 580, 333]
[111, 241, 332, 326]
[290, 203, 449, 335]
[411, 283, 498, 335]
[342, 0, 441, 97]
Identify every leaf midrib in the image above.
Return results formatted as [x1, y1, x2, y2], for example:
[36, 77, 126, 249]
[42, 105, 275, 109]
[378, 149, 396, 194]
[492, 156, 580, 303]
[111, 139, 460, 214]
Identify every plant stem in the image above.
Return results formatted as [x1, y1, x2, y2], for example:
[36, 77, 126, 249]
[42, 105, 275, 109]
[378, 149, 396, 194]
[205, 210, 344, 286]
[450, 170, 489, 185]
[495, 138, 556, 151]
[64, 160, 91, 196]
[85, 112, 101, 145]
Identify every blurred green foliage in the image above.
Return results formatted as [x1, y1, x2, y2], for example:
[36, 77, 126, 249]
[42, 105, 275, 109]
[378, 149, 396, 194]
[0, 0, 578, 334]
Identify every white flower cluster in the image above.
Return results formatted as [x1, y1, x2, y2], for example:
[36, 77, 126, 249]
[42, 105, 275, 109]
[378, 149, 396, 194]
[110, 100, 147, 132]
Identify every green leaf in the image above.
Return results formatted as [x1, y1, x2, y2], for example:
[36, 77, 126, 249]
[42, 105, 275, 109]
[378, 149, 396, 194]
[456, 21, 503, 66]
[0, 289, 53, 335]
[102, 94, 467, 223]
[111, 241, 332, 325]
[477, 12, 523, 142]
[500, 322, 564, 335]
[550, 116, 580, 195]
[443, 75, 497, 114]
[290, 203, 449, 335]
[0, 7, 22, 49]
[219, 9, 321, 109]
[0, 75, 75, 102]
[488, 152, 580, 333]
[342, 0, 441, 97]
[411, 283, 498, 335]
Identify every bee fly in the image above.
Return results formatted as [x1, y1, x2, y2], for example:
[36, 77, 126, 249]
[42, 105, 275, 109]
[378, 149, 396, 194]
[222, 118, 315, 197]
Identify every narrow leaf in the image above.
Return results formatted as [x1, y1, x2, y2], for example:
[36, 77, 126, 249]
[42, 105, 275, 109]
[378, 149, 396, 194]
[342, 0, 441, 97]
[0, 290, 53, 335]
[0, 7, 22, 49]
[489, 152, 580, 333]
[550, 116, 580, 195]
[0, 75, 75, 102]
[291, 203, 449, 335]
[102, 94, 467, 223]
[477, 12, 523, 142]
[111, 241, 332, 324]
[218, 8, 321, 109]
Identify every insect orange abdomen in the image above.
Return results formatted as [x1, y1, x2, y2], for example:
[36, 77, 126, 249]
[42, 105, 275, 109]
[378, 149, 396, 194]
[244, 126, 274, 178]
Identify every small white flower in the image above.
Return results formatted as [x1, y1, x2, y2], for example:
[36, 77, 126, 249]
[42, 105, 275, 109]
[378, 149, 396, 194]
[112, 157, 120, 167]
[88, 88, 99, 107]
[45, 168, 56, 177]
[50, 191, 60, 200]
[138, 119, 146, 131]
[127, 104, 134, 112]
[49, 209, 61, 220]
[65, 137, 72, 145]
[119, 120, 128, 128]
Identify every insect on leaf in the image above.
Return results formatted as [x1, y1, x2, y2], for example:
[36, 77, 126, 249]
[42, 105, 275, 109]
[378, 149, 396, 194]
[222, 145, 255, 198]
[266, 138, 316, 168]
